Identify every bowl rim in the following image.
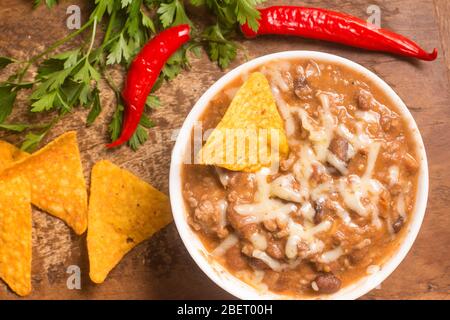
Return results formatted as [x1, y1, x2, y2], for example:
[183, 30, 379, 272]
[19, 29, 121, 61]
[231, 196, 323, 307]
[169, 50, 429, 300]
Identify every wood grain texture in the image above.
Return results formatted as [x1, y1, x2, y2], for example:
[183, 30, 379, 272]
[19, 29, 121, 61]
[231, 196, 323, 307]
[434, 0, 450, 83]
[0, 0, 449, 300]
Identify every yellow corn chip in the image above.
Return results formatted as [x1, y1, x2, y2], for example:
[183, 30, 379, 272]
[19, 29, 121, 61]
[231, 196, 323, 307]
[199, 72, 289, 172]
[88, 160, 172, 284]
[0, 140, 29, 172]
[0, 174, 32, 297]
[2, 131, 88, 235]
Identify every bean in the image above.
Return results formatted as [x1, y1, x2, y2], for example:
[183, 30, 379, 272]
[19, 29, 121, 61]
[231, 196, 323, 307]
[312, 273, 342, 294]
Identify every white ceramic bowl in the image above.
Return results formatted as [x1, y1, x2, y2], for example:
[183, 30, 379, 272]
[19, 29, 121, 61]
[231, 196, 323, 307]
[169, 51, 429, 300]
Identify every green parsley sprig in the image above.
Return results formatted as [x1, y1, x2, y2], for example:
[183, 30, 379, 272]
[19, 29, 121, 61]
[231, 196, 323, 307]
[0, 0, 266, 151]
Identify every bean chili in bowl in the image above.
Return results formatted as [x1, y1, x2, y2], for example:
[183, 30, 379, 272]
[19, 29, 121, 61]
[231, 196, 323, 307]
[170, 51, 428, 299]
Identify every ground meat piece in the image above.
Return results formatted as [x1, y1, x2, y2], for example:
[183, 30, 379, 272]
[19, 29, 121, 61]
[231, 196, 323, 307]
[385, 139, 401, 154]
[275, 228, 290, 239]
[329, 136, 349, 161]
[266, 240, 284, 260]
[349, 247, 369, 265]
[227, 191, 238, 203]
[380, 115, 401, 132]
[226, 172, 256, 204]
[184, 190, 198, 208]
[215, 167, 231, 188]
[227, 210, 258, 239]
[249, 258, 270, 270]
[293, 75, 312, 99]
[297, 241, 310, 257]
[225, 245, 248, 271]
[240, 224, 259, 241]
[403, 153, 419, 173]
[392, 216, 404, 233]
[356, 89, 375, 110]
[193, 200, 229, 238]
[314, 202, 325, 224]
[390, 184, 402, 196]
[378, 189, 391, 217]
[311, 163, 330, 184]
[241, 242, 254, 256]
[312, 273, 341, 294]
[262, 271, 281, 291]
[263, 219, 278, 232]
[280, 152, 297, 172]
[194, 200, 215, 222]
[313, 200, 334, 225]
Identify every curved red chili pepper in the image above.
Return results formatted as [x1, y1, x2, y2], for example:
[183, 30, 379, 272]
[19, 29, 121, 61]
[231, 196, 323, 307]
[241, 6, 437, 61]
[107, 24, 191, 148]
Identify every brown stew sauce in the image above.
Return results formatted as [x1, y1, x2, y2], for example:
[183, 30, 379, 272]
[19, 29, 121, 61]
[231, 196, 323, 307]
[182, 59, 419, 297]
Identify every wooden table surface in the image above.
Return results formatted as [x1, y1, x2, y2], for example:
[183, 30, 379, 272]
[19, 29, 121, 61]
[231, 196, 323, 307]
[0, 0, 449, 300]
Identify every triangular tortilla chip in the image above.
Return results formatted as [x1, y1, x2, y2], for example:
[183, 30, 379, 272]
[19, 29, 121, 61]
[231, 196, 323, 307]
[0, 140, 29, 172]
[2, 131, 88, 235]
[0, 174, 32, 297]
[87, 160, 172, 283]
[199, 72, 289, 172]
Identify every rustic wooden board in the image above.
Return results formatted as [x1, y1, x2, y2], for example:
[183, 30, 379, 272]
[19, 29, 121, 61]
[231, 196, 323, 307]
[0, 0, 449, 300]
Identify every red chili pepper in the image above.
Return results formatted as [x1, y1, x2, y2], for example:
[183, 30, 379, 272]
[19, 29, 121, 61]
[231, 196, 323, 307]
[241, 6, 437, 61]
[107, 24, 191, 148]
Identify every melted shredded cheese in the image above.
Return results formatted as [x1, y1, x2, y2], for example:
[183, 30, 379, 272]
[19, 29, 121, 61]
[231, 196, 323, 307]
[218, 199, 228, 229]
[226, 80, 392, 271]
[270, 174, 302, 203]
[397, 192, 407, 220]
[355, 110, 380, 123]
[388, 165, 399, 187]
[212, 234, 238, 257]
[252, 250, 284, 272]
[234, 200, 296, 225]
[250, 232, 268, 251]
[337, 143, 384, 227]
[327, 152, 349, 175]
[298, 202, 315, 223]
[319, 246, 344, 263]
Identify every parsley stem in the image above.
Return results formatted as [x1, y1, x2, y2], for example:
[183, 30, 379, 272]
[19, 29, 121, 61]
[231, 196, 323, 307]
[86, 17, 98, 57]
[103, 69, 121, 99]
[30, 19, 94, 64]
[103, 9, 116, 47]
[17, 19, 95, 83]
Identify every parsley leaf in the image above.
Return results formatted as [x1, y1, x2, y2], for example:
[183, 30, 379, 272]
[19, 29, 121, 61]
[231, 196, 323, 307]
[30, 90, 57, 112]
[0, 86, 17, 123]
[141, 11, 156, 33]
[20, 123, 53, 152]
[121, 0, 133, 8]
[4, 0, 266, 151]
[21, 131, 47, 152]
[158, 0, 193, 28]
[146, 95, 161, 109]
[128, 114, 155, 151]
[109, 103, 124, 142]
[190, 0, 205, 6]
[0, 123, 30, 132]
[234, 0, 265, 32]
[86, 88, 102, 125]
[34, 0, 58, 8]
[106, 33, 131, 65]
[162, 47, 188, 79]
[203, 24, 237, 69]
[73, 59, 100, 84]
[0, 57, 14, 70]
